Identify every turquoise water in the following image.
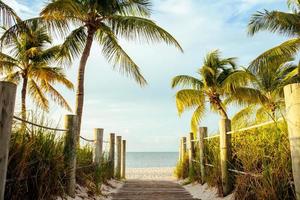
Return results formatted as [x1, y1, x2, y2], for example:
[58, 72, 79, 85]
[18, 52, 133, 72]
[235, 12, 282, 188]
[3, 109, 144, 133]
[126, 152, 178, 168]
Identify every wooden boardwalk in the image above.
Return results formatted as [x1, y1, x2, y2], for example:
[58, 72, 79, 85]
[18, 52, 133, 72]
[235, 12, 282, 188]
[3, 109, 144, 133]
[112, 180, 197, 200]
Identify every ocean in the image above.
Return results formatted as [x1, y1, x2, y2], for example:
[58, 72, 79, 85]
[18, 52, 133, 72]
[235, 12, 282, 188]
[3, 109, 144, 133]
[126, 152, 178, 168]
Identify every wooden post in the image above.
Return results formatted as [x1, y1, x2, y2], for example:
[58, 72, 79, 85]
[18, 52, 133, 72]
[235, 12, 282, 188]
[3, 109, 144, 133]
[198, 127, 207, 184]
[93, 128, 103, 165]
[219, 119, 232, 196]
[63, 115, 78, 198]
[188, 132, 195, 166]
[121, 140, 126, 179]
[116, 136, 122, 179]
[0, 82, 17, 200]
[181, 137, 187, 161]
[179, 138, 182, 163]
[284, 83, 300, 200]
[109, 133, 115, 178]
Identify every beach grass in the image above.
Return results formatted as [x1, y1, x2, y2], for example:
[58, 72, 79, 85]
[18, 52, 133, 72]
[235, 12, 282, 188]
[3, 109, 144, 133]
[175, 121, 295, 199]
[5, 118, 112, 200]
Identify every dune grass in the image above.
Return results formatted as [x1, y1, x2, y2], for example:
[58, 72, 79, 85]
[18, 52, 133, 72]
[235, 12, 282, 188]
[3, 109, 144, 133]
[5, 119, 112, 200]
[175, 121, 295, 199]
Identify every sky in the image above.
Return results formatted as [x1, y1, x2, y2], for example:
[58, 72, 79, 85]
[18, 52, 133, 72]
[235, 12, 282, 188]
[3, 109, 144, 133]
[4, 0, 288, 152]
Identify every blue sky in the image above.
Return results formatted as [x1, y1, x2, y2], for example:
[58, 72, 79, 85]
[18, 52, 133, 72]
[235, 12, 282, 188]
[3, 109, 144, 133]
[4, 0, 288, 152]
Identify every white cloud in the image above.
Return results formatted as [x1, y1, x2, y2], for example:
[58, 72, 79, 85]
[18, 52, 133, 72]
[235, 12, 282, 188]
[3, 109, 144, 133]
[2, 0, 35, 18]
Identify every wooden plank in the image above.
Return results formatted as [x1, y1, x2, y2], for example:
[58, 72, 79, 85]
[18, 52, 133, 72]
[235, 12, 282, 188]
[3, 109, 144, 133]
[112, 180, 198, 200]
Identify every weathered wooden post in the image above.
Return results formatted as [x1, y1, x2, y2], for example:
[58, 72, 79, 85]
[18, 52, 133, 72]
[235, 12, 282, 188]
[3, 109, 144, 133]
[93, 128, 103, 165]
[198, 127, 207, 184]
[63, 115, 78, 198]
[121, 140, 126, 179]
[181, 137, 187, 161]
[284, 83, 300, 200]
[179, 138, 183, 163]
[116, 136, 122, 179]
[188, 132, 195, 166]
[0, 82, 17, 200]
[109, 133, 115, 178]
[219, 119, 232, 196]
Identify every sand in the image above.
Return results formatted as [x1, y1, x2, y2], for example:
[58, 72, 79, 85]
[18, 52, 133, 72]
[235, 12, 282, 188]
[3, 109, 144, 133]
[126, 167, 234, 200]
[56, 180, 124, 200]
[126, 167, 176, 180]
[57, 167, 234, 199]
[183, 182, 234, 200]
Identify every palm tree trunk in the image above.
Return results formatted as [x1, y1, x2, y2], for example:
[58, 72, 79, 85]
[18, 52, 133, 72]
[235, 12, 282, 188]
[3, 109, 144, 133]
[21, 76, 28, 131]
[75, 28, 95, 140]
[216, 100, 228, 119]
[21, 76, 28, 120]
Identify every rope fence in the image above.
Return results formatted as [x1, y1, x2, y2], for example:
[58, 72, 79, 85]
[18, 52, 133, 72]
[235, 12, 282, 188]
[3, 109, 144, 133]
[179, 116, 288, 196]
[191, 160, 263, 178]
[13, 116, 68, 132]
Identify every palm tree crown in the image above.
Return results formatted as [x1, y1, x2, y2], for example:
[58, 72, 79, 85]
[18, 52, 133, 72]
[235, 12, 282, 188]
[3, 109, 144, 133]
[226, 55, 299, 127]
[248, 0, 300, 72]
[38, 0, 183, 135]
[171, 50, 238, 132]
[0, 20, 73, 119]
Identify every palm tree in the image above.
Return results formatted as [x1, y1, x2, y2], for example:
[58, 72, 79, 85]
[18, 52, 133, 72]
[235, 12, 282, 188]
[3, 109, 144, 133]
[171, 50, 238, 132]
[225, 55, 300, 128]
[0, 20, 73, 120]
[38, 0, 183, 136]
[247, 0, 300, 73]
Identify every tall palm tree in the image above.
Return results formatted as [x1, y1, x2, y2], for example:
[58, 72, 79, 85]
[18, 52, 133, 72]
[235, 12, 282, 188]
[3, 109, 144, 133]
[38, 0, 183, 136]
[248, 0, 300, 72]
[171, 50, 238, 132]
[0, 20, 73, 120]
[225, 56, 299, 128]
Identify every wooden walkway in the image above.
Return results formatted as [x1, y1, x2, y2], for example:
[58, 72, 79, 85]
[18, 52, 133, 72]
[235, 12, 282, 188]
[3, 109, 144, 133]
[112, 180, 198, 200]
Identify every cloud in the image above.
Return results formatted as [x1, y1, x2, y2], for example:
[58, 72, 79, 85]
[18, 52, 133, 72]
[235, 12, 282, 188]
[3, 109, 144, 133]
[2, 0, 35, 18]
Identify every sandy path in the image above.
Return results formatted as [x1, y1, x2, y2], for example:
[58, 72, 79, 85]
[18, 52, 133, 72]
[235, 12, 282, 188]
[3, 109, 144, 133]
[126, 167, 175, 181]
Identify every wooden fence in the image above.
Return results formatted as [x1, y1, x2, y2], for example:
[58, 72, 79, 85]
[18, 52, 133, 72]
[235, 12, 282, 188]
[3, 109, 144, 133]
[0, 81, 127, 199]
[178, 83, 300, 199]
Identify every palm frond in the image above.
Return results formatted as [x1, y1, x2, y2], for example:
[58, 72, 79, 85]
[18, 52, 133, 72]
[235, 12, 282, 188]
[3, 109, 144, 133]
[232, 105, 257, 129]
[59, 26, 87, 63]
[96, 24, 147, 86]
[191, 105, 206, 134]
[175, 89, 205, 115]
[287, 0, 300, 12]
[0, 17, 41, 47]
[28, 79, 49, 111]
[248, 38, 300, 73]
[2, 71, 20, 83]
[118, 0, 152, 17]
[220, 69, 256, 93]
[0, 0, 21, 26]
[107, 15, 183, 52]
[30, 66, 74, 89]
[171, 75, 203, 89]
[41, 81, 72, 112]
[248, 10, 300, 36]
[226, 87, 268, 106]
[33, 45, 61, 63]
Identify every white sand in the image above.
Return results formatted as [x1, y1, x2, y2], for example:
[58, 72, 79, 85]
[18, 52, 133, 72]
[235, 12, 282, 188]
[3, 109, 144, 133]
[126, 167, 235, 200]
[183, 182, 234, 200]
[58, 168, 234, 200]
[126, 167, 175, 180]
[56, 180, 124, 200]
